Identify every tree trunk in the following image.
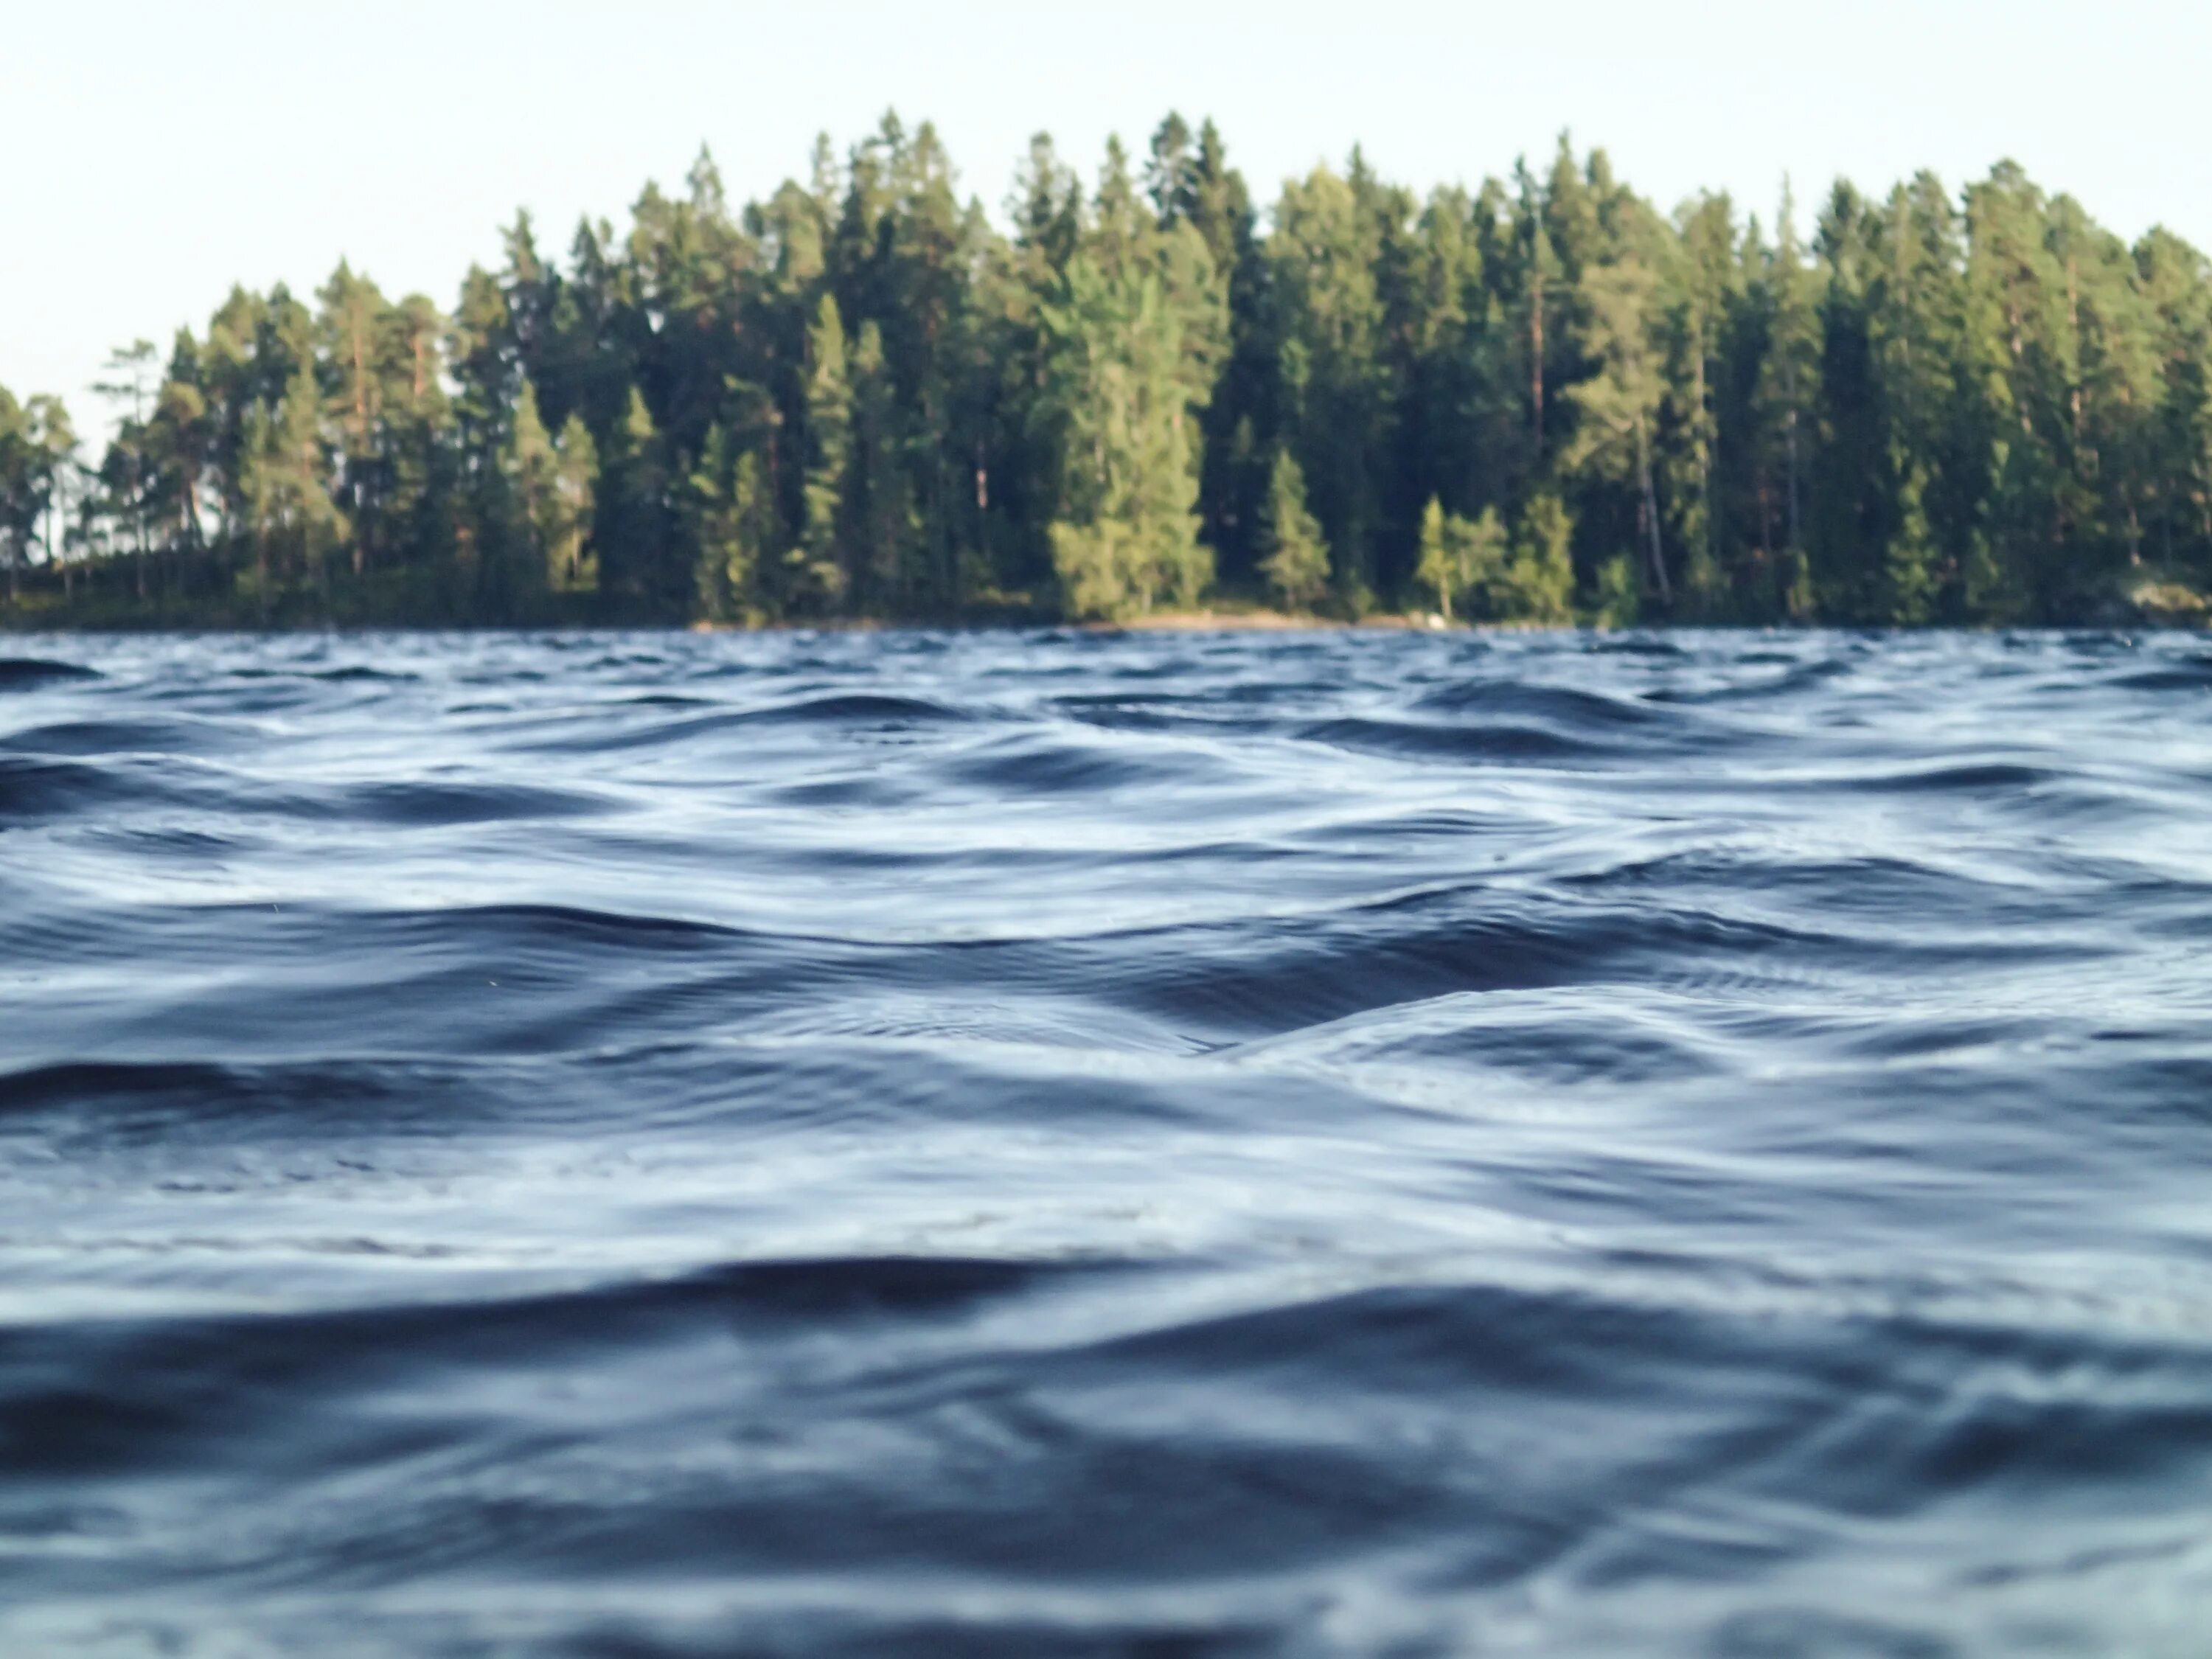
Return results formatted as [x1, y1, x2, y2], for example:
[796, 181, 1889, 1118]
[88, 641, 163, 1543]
[1530, 273, 1545, 457]
[1638, 415, 1670, 605]
[1785, 406, 1801, 550]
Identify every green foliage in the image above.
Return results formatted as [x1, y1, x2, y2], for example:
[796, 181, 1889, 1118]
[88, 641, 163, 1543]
[793, 293, 853, 611]
[1258, 448, 1329, 608]
[1037, 145, 1223, 619]
[239, 360, 349, 605]
[1750, 182, 1820, 606]
[1564, 243, 1670, 606]
[689, 426, 770, 622]
[1593, 552, 1642, 627]
[1501, 493, 1577, 623]
[1884, 457, 1940, 624]
[12, 122, 2212, 631]
[0, 388, 75, 605]
[1413, 496, 1503, 621]
[1269, 164, 1393, 598]
[599, 387, 673, 610]
[501, 382, 598, 599]
[1413, 493, 1571, 625]
[550, 416, 599, 594]
[847, 320, 914, 608]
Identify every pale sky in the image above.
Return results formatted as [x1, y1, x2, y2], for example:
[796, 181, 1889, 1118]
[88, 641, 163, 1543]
[6, 0, 2205, 435]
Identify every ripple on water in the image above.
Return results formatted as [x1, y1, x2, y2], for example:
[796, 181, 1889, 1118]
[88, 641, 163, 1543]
[1, 627, 2209, 1658]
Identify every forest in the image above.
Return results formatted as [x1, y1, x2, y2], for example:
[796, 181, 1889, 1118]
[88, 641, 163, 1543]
[4, 114, 2211, 630]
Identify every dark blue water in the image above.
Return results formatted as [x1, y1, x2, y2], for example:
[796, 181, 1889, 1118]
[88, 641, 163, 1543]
[4, 628, 2211, 1657]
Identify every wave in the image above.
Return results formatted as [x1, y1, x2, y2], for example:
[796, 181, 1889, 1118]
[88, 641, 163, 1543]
[0, 656, 97, 692]
[232, 664, 421, 684]
[1297, 713, 1619, 762]
[0, 715, 253, 757]
[0, 753, 156, 823]
[1410, 678, 1677, 726]
[517, 691, 978, 755]
[2, 628, 2208, 1655]
[2110, 656, 2212, 692]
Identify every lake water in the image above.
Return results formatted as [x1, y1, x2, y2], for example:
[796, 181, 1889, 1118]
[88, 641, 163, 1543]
[4, 627, 2211, 1657]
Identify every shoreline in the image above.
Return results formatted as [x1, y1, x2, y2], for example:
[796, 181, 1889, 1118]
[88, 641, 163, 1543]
[7, 597, 2203, 638]
[1079, 609, 1441, 633]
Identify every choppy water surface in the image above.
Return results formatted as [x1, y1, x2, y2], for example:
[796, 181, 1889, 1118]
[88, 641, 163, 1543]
[4, 628, 2211, 1658]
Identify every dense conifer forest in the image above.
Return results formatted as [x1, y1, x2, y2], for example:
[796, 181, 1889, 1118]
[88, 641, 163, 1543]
[4, 115, 2211, 629]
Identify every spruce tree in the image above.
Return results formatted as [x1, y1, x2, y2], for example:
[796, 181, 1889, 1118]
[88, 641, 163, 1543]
[1753, 183, 1821, 617]
[689, 425, 768, 622]
[237, 360, 346, 612]
[317, 262, 394, 575]
[0, 388, 32, 605]
[1504, 493, 1576, 623]
[1270, 164, 1391, 605]
[599, 386, 675, 613]
[1041, 259, 1214, 617]
[0, 394, 75, 605]
[1593, 552, 1641, 627]
[1885, 456, 1940, 622]
[1665, 194, 1735, 617]
[1413, 496, 1504, 622]
[849, 319, 914, 607]
[799, 293, 854, 607]
[1258, 448, 1329, 608]
[1870, 173, 1971, 622]
[499, 381, 560, 607]
[1564, 246, 1669, 605]
[1037, 140, 1224, 619]
[550, 414, 599, 594]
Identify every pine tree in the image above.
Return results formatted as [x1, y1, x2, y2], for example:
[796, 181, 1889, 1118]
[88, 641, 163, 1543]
[1413, 496, 1504, 622]
[1665, 193, 1736, 617]
[501, 381, 597, 604]
[1593, 552, 1641, 627]
[1270, 163, 1392, 605]
[599, 386, 675, 613]
[1753, 182, 1821, 617]
[1150, 114, 1265, 580]
[2138, 226, 2212, 585]
[1870, 173, 1970, 622]
[92, 339, 162, 598]
[0, 389, 85, 607]
[1037, 141, 1224, 619]
[550, 414, 599, 593]
[1410, 492, 1568, 624]
[1041, 258, 1214, 616]
[689, 427, 771, 622]
[0, 388, 33, 605]
[1885, 456, 1940, 623]
[1511, 159, 1564, 465]
[1258, 447, 1329, 608]
[501, 380, 555, 583]
[1503, 492, 1576, 623]
[383, 293, 456, 593]
[798, 293, 853, 607]
[1564, 246, 1669, 605]
[849, 319, 914, 606]
[238, 360, 347, 612]
[317, 262, 394, 575]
